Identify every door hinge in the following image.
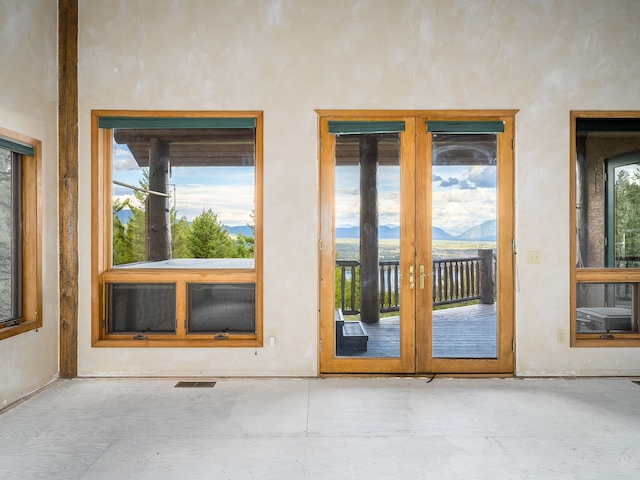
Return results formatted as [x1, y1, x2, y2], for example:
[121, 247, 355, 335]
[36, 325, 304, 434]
[319, 238, 323, 251]
[604, 237, 608, 247]
[319, 339, 323, 351]
[512, 339, 515, 352]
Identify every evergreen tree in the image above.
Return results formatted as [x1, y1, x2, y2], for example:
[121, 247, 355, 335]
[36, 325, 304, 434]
[233, 211, 255, 258]
[614, 166, 640, 263]
[171, 213, 191, 258]
[112, 199, 134, 265]
[187, 208, 235, 258]
[112, 171, 148, 265]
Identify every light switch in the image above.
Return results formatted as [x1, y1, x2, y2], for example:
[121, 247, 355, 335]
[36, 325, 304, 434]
[527, 251, 541, 264]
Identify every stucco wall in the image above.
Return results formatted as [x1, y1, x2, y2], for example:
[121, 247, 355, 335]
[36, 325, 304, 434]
[77, 0, 640, 376]
[0, 0, 59, 407]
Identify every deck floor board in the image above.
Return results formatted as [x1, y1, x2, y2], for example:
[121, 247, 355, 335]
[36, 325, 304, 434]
[337, 304, 497, 359]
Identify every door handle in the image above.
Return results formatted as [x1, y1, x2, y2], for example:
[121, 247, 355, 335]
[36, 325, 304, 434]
[401, 265, 415, 290]
[419, 264, 427, 290]
[409, 265, 415, 290]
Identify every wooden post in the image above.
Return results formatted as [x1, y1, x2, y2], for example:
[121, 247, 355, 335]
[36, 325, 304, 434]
[147, 138, 171, 261]
[59, 0, 78, 378]
[359, 136, 380, 324]
[478, 249, 495, 305]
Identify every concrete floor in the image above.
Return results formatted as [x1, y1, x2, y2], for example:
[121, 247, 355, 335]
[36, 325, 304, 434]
[1, 377, 639, 479]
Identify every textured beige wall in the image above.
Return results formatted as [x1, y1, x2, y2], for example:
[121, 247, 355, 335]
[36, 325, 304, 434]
[0, 0, 59, 406]
[77, 0, 640, 376]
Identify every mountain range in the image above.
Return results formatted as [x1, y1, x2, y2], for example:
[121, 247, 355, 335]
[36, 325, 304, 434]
[117, 210, 496, 241]
[337, 219, 496, 241]
[115, 210, 253, 236]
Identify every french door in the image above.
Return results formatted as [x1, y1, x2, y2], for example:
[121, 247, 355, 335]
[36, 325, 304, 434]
[318, 111, 516, 374]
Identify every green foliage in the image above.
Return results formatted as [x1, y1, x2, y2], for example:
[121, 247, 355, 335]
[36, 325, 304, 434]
[187, 208, 235, 258]
[112, 172, 148, 265]
[614, 166, 640, 262]
[233, 210, 255, 258]
[112, 171, 257, 263]
[233, 233, 254, 258]
[171, 213, 191, 259]
[112, 197, 146, 265]
[112, 199, 133, 265]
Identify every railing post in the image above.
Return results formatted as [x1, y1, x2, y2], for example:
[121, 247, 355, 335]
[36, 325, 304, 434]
[478, 249, 495, 304]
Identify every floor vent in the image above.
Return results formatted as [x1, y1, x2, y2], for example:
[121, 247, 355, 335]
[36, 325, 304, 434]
[175, 381, 216, 388]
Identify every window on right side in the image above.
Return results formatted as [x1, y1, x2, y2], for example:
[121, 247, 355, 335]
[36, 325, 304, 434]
[572, 112, 640, 346]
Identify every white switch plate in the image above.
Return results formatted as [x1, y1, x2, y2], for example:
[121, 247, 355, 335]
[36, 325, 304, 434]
[527, 251, 541, 264]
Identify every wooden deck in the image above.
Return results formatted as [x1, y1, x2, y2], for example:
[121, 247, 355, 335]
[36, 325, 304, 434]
[337, 303, 497, 359]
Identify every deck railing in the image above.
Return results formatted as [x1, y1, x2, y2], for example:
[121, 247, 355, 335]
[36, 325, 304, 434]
[616, 256, 640, 268]
[336, 249, 495, 315]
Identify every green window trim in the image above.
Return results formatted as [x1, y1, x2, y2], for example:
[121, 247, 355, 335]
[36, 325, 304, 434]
[427, 121, 504, 134]
[328, 121, 406, 135]
[98, 117, 257, 130]
[0, 136, 35, 156]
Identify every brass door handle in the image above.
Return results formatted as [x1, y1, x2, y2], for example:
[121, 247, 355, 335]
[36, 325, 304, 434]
[419, 264, 427, 289]
[401, 265, 415, 289]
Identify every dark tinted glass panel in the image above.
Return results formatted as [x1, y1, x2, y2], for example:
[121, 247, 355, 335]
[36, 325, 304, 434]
[188, 283, 255, 333]
[107, 283, 175, 333]
[0, 148, 21, 323]
[575, 119, 640, 268]
[576, 283, 637, 333]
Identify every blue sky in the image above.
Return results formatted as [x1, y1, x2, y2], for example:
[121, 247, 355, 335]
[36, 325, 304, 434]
[336, 164, 496, 236]
[113, 142, 496, 234]
[112, 144, 255, 226]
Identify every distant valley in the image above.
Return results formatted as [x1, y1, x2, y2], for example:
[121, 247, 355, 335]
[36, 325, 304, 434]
[117, 209, 495, 241]
[337, 219, 496, 241]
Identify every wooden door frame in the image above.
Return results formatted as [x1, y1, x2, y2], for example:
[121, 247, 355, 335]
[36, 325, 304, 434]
[416, 112, 517, 374]
[317, 111, 416, 374]
[317, 110, 517, 375]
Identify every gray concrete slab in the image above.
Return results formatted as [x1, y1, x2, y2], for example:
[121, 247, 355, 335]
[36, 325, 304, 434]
[1, 377, 639, 479]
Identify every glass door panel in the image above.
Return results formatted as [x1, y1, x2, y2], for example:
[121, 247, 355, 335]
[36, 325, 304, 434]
[320, 112, 514, 375]
[415, 116, 514, 374]
[334, 133, 401, 358]
[430, 134, 498, 359]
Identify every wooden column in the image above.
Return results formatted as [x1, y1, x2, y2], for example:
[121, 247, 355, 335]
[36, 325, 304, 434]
[147, 138, 171, 261]
[59, 0, 78, 378]
[359, 135, 380, 324]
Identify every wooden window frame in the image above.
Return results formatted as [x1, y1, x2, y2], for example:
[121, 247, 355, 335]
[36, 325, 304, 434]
[571, 111, 640, 347]
[0, 127, 42, 341]
[91, 110, 263, 347]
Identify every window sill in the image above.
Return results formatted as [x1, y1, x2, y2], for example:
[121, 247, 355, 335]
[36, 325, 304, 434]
[92, 335, 262, 348]
[0, 319, 41, 341]
[572, 334, 640, 347]
[113, 258, 255, 270]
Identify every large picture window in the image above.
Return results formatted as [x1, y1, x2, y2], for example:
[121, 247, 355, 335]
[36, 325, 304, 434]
[0, 128, 41, 340]
[92, 111, 262, 347]
[571, 112, 640, 346]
